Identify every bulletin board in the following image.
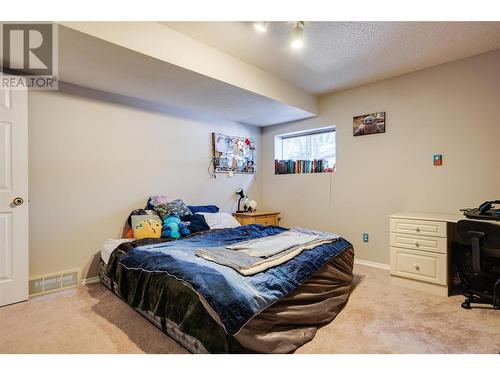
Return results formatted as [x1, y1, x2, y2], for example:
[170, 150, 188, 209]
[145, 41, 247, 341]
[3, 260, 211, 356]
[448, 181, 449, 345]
[212, 132, 256, 174]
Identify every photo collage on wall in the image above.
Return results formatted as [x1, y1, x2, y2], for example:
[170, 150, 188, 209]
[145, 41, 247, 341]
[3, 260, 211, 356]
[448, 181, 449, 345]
[212, 133, 256, 174]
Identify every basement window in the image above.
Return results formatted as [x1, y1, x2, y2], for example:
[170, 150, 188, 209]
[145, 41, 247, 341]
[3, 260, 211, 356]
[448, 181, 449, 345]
[274, 127, 335, 174]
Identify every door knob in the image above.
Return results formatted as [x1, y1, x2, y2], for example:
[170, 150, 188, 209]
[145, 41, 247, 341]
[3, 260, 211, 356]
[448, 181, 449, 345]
[12, 197, 24, 206]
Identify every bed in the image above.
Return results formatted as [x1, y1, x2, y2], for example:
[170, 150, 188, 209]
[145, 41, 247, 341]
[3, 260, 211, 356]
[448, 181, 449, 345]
[99, 224, 354, 353]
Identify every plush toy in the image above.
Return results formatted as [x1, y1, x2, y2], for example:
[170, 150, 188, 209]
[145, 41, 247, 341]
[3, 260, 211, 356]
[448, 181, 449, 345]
[133, 218, 162, 240]
[147, 195, 168, 209]
[161, 214, 190, 239]
[179, 221, 191, 237]
[162, 215, 181, 239]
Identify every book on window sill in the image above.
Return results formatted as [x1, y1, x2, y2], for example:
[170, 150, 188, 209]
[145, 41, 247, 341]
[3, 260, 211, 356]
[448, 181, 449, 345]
[274, 159, 330, 175]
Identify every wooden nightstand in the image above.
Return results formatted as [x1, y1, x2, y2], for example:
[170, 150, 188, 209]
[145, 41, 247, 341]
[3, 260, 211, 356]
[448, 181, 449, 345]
[233, 211, 281, 226]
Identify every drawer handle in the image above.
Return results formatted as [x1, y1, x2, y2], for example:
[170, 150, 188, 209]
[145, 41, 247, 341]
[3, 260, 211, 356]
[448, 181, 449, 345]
[414, 264, 420, 271]
[415, 242, 420, 248]
[415, 227, 420, 232]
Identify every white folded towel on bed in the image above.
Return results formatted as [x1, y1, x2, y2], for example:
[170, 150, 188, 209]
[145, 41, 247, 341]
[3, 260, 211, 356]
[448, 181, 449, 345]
[196, 228, 340, 275]
[226, 230, 319, 257]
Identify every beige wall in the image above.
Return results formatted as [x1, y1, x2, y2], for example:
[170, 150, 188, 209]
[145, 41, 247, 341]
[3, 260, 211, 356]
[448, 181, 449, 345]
[28, 49, 500, 279]
[261, 50, 500, 265]
[28, 87, 261, 279]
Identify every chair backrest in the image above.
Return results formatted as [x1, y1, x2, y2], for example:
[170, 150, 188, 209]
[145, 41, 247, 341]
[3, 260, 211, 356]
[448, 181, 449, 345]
[456, 220, 500, 258]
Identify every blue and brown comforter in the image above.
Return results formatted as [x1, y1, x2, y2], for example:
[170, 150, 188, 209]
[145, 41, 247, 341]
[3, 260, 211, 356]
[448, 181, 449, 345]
[106, 225, 352, 338]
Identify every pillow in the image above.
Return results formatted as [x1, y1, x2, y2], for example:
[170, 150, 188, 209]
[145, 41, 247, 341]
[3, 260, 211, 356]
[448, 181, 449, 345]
[146, 195, 168, 209]
[187, 205, 219, 214]
[131, 215, 162, 239]
[155, 199, 192, 219]
[127, 209, 147, 226]
[199, 212, 241, 230]
[183, 214, 210, 233]
[101, 238, 134, 264]
[127, 209, 160, 226]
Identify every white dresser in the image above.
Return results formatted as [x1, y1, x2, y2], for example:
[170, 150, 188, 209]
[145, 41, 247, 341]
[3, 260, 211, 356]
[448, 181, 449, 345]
[389, 212, 463, 296]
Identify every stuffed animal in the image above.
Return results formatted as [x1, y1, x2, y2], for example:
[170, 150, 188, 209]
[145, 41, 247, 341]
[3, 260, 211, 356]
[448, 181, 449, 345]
[162, 215, 181, 239]
[133, 218, 162, 239]
[161, 214, 190, 239]
[147, 195, 168, 209]
[179, 221, 191, 237]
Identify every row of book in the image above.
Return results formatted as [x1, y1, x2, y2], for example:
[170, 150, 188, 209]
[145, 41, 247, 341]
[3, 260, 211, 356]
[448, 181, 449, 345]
[274, 159, 328, 174]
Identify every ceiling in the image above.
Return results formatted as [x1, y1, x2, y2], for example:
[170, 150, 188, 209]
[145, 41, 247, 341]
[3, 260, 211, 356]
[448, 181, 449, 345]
[58, 25, 315, 126]
[164, 22, 500, 94]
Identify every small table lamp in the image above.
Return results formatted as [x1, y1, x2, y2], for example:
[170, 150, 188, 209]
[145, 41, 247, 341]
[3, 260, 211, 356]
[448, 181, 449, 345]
[235, 188, 245, 213]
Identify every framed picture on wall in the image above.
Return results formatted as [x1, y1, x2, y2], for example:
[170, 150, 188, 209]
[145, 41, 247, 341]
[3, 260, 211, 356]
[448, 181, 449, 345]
[353, 111, 386, 136]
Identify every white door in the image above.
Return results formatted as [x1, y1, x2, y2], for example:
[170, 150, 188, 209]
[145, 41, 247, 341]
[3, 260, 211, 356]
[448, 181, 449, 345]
[0, 80, 28, 306]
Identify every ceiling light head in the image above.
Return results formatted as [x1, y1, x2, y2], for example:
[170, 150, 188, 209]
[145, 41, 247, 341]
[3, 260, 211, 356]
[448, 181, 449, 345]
[291, 39, 304, 49]
[291, 21, 304, 49]
[253, 21, 269, 33]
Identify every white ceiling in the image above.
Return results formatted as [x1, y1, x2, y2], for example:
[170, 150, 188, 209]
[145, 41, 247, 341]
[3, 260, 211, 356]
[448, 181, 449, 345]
[58, 25, 314, 126]
[164, 22, 500, 94]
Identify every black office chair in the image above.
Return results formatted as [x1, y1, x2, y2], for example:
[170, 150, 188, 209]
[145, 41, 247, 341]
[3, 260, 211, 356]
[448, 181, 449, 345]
[453, 220, 500, 309]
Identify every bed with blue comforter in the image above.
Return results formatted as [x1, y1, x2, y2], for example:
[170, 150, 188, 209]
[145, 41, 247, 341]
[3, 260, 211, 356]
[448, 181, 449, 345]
[101, 224, 354, 353]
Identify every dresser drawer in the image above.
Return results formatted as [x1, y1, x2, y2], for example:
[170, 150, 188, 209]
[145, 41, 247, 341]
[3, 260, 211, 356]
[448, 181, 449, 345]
[390, 247, 447, 285]
[390, 218, 446, 238]
[390, 233, 447, 254]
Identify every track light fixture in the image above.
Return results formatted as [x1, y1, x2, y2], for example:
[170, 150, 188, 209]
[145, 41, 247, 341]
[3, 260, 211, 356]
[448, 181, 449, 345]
[252, 21, 305, 49]
[253, 21, 269, 33]
[291, 21, 304, 49]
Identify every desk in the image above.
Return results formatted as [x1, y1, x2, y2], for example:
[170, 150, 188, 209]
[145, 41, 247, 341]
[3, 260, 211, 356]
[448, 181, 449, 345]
[389, 212, 464, 296]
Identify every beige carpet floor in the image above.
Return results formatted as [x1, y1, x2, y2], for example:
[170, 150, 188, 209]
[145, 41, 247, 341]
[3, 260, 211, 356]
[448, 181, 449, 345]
[0, 264, 499, 354]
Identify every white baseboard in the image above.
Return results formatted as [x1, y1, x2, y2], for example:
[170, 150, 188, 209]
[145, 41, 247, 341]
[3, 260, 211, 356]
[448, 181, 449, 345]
[81, 276, 100, 285]
[354, 258, 390, 270]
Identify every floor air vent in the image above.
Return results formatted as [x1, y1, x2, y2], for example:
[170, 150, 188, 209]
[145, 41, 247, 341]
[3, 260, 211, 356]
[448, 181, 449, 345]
[29, 269, 81, 296]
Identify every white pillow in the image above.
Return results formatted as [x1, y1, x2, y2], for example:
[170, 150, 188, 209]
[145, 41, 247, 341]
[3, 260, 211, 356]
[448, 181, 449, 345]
[100, 238, 134, 264]
[200, 212, 241, 229]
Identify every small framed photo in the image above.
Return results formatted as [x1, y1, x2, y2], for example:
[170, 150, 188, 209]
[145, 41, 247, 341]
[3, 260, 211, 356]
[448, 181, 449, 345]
[353, 111, 386, 136]
[433, 154, 443, 166]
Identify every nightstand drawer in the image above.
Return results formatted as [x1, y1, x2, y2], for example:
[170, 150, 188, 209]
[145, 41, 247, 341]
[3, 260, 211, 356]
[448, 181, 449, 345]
[390, 218, 446, 238]
[390, 233, 446, 254]
[390, 247, 447, 285]
[253, 216, 276, 225]
[233, 211, 280, 226]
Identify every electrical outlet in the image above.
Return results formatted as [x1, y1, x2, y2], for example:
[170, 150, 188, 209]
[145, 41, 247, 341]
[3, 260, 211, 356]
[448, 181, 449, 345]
[362, 233, 369, 243]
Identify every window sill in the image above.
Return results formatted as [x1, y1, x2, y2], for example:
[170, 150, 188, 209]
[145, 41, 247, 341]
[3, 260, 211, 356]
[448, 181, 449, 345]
[273, 171, 333, 176]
